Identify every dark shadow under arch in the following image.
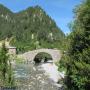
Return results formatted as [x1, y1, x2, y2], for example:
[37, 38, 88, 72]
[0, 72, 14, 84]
[34, 52, 53, 64]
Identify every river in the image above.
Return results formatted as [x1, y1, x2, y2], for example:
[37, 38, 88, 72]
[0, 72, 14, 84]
[13, 62, 64, 90]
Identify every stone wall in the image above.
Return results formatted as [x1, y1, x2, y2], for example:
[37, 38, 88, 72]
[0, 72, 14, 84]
[22, 49, 62, 62]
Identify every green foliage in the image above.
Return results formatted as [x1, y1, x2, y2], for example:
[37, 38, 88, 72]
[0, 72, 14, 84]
[0, 42, 15, 87]
[0, 42, 9, 80]
[61, 0, 90, 90]
[15, 55, 25, 64]
[58, 54, 68, 72]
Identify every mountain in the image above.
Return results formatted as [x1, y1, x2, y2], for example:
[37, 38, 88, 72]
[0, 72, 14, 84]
[0, 4, 15, 39]
[0, 4, 65, 52]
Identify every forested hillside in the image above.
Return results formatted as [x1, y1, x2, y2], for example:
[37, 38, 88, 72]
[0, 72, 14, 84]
[0, 5, 65, 52]
[0, 5, 14, 39]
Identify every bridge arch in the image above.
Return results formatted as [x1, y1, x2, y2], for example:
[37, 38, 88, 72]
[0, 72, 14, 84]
[34, 52, 53, 63]
[22, 49, 61, 62]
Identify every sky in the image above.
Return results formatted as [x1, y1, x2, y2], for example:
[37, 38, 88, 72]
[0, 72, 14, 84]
[0, 0, 82, 34]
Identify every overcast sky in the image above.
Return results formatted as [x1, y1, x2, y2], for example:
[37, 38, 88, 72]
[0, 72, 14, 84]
[0, 0, 82, 34]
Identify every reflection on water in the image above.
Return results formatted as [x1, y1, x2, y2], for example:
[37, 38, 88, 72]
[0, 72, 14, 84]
[14, 62, 62, 90]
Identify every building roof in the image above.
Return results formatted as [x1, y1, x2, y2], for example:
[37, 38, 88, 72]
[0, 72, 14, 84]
[7, 46, 16, 49]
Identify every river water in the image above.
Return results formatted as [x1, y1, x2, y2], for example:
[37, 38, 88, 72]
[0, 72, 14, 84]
[14, 62, 63, 90]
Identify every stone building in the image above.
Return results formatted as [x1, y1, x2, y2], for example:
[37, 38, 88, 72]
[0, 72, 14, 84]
[7, 46, 16, 55]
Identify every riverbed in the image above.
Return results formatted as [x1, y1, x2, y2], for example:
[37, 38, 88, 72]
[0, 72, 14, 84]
[14, 62, 64, 90]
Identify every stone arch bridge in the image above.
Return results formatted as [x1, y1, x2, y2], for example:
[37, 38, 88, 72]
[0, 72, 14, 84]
[22, 49, 62, 62]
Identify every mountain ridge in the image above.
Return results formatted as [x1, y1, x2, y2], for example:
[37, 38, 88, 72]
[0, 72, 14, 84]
[0, 4, 65, 52]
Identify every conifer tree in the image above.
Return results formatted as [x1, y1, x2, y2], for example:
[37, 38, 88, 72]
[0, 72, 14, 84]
[65, 0, 90, 90]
